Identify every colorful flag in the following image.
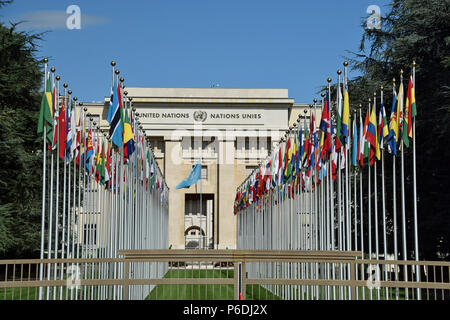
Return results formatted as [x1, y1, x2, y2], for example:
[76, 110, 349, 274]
[107, 78, 123, 148]
[37, 75, 53, 144]
[342, 83, 350, 144]
[403, 76, 415, 148]
[66, 100, 73, 162]
[123, 105, 135, 160]
[387, 87, 398, 156]
[352, 118, 358, 167]
[85, 130, 94, 173]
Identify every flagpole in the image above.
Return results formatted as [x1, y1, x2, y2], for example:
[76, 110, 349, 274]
[65, 89, 73, 301]
[380, 86, 389, 300]
[77, 103, 85, 301]
[373, 92, 381, 300]
[399, 70, 409, 300]
[358, 104, 365, 300]
[353, 110, 359, 300]
[39, 59, 48, 301]
[392, 78, 399, 300]
[336, 71, 344, 299]
[69, 97, 78, 300]
[344, 63, 352, 299]
[46, 67, 56, 300]
[53, 75, 61, 299]
[313, 99, 319, 299]
[412, 60, 420, 300]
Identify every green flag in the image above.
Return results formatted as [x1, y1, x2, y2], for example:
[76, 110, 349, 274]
[37, 76, 53, 144]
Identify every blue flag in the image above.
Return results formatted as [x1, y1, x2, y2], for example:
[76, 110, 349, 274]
[176, 160, 202, 189]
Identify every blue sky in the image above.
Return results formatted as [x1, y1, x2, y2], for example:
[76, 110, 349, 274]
[1, 0, 391, 103]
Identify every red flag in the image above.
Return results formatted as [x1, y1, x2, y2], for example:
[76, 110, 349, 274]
[58, 97, 67, 160]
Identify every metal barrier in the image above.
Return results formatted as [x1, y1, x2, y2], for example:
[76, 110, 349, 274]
[1, 250, 449, 300]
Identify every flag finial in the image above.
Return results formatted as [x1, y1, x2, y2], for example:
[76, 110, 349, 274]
[56, 75, 60, 81]
[51, 67, 55, 73]
[111, 61, 116, 67]
[313, 98, 317, 103]
[343, 61, 348, 67]
[337, 69, 342, 75]
[68, 90, 72, 95]
[321, 93, 325, 98]
[412, 60, 416, 67]
[43, 57, 48, 63]
[327, 77, 332, 83]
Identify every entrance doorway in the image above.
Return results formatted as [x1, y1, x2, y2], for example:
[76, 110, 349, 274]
[184, 194, 214, 249]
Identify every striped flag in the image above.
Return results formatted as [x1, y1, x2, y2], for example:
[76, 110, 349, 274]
[107, 78, 123, 148]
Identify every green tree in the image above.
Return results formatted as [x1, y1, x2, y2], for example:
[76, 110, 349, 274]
[0, 0, 45, 258]
[347, 0, 450, 260]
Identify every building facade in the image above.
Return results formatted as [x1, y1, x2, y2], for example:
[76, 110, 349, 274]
[88, 87, 318, 250]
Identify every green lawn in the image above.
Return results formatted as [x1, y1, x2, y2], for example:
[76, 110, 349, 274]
[145, 268, 281, 300]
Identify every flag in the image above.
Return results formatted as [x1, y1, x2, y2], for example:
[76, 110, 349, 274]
[376, 105, 382, 159]
[367, 105, 378, 164]
[332, 139, 338, 181]
[70, 106, 77, 159]
[387, 87, 398, 156]
[336, 83, 343, 139]
[37, 75, 53, 144]
[105, 144, 111, 187]
[85, 130, 94, 173]
[403, 76, 415, 147]
[397, 82, 404, 142]
[319, 94, 333, 158]
[367, 106, 377, 150]
[352, 118, 358, 167]
[284, 137, 292, 182]
[58, 97, 67, 160]
[176, 160, 202, 189]
[76, 115, 85, 167]
[66, 101, 73, 162]
[107, 78, 123, 148]
[342, 83, 350, 144]
[363, 110, 370, 163]
[123, 105, 135, 160]
[359, 111, 368, 167]
[51, 83, 58, 150]
[381, 101, 389, 147]
[410, 77, 417, 119]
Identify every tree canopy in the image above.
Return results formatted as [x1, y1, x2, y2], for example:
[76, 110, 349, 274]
[0, 0, 44, 258]
[347, 0, 450, 260]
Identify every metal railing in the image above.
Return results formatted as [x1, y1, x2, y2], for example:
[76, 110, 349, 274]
[1, 250, 449, 300]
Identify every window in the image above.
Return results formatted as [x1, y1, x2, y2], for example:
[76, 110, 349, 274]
[185, 194, 214, 216]
[201, 166, 208, 180]
[83, 224, 97, 245]
[242, 137, 271, 151]
[148, 137, 165, 153]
